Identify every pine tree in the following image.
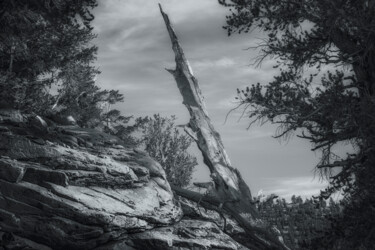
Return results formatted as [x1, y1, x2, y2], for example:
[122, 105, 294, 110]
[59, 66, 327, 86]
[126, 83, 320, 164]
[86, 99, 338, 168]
[0, 0, 101, 114]
[139, 114, 197, 187]
[219, 1, 375, 247]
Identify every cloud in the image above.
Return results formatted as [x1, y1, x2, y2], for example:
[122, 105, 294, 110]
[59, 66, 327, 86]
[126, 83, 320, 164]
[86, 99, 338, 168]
[193, 57, 236, 69]
[90, 0, 334, 196]
[260, 176, 328, 201]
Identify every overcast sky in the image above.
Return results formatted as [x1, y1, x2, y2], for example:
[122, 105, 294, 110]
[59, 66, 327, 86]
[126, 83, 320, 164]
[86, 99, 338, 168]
[92, 0, 330, 200]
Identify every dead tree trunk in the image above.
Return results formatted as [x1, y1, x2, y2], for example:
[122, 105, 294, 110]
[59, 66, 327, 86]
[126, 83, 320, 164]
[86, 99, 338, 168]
[159, 4, 289, 250]
[159, 3, 253, 217]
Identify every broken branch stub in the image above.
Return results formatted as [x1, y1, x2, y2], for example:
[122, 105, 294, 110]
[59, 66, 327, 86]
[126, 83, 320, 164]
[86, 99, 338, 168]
[159, 5, 290, 250]
[159, 3, 253, 217]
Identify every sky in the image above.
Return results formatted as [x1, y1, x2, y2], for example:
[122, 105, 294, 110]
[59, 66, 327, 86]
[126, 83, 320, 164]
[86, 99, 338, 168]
[91, 0, 331, 201]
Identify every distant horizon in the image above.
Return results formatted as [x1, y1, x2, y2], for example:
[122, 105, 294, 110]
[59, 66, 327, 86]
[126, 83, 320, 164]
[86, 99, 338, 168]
[92, 0, 333, 200]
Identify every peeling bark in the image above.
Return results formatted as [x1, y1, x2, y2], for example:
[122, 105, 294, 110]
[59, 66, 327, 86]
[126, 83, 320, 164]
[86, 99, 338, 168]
[159, 4, 289, 250]
[159, 3, 252, 216]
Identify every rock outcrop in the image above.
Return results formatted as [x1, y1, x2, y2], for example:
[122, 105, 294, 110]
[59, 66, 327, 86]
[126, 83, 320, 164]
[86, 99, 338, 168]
[0, 109, 247, 250]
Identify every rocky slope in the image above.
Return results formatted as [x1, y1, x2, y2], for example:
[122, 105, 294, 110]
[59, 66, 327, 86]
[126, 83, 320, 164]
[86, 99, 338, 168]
[0, 109, 247, 250]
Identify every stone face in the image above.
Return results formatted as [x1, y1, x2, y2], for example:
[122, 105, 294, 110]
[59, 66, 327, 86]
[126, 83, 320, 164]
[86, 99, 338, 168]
[0, 109, 248, 250]
[126, 220, 244, 250]
[22, 167, 69, 187]
[0, 158, 26, 183]
[97, 220, 247, 250]
[0, 110, 183, 250]
[0, 231, 53, 250]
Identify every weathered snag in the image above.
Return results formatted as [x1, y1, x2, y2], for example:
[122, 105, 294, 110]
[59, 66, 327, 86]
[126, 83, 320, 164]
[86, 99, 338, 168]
[159, 4, 289, 250]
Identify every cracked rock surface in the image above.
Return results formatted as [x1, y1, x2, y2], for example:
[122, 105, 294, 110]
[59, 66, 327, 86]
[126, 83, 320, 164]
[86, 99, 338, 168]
[0, 110, 248, 250]
[0, 109, 183, 250]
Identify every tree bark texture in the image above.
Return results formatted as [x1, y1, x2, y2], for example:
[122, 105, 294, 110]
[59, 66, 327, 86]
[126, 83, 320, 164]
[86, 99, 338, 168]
[159, 3, 253, 214]
[159, 4, 289, 250]
[172, 185, 289, 250]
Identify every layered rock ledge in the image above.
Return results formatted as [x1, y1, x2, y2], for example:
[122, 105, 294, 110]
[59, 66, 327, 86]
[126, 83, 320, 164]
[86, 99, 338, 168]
[0, 109, 247, 250]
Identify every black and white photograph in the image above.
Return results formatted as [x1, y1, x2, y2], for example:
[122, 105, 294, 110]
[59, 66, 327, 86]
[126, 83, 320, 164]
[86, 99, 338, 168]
[0, 0, 374, 249]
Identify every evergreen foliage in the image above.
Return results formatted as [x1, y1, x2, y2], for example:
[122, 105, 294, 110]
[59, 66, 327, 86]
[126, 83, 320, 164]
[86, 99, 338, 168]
[100, 110, 144, 147]
[219, 1, 375, 248]
[0, 0, 126, 128]
[0, 0, 95, 111]
[257, 196, 341, 249]
[139, 114, 197, 187]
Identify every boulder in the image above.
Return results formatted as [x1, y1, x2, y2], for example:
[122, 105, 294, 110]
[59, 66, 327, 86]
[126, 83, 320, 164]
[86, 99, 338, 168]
[98, 220, 247, 250]
[0, 109, 248, 249]
[0, 158, 26, 183]
[0, 110, 182, 250]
